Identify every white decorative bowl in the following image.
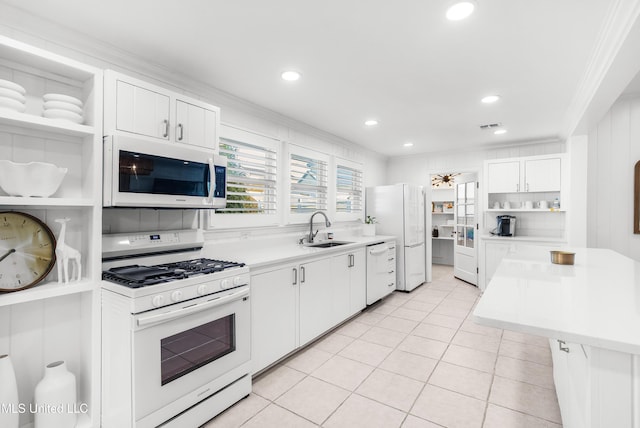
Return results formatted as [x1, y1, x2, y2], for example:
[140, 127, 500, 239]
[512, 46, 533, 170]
[0, 160, 68, 197]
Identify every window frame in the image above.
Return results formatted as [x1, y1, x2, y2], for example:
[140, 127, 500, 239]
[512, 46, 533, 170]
[333, 157, 364, 222]
[207, 124, 281, 228]
[286, 144, 331, 224]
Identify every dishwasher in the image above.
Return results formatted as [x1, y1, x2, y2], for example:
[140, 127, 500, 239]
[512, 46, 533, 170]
[366, 241, 397, 305]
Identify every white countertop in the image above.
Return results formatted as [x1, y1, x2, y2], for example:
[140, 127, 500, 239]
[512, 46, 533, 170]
[202, 234, 397, 270]
[473, 245, 640, 355]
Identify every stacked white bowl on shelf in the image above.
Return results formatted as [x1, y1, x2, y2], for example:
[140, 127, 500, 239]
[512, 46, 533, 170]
[42, 93, 84, 124]
[0, 79, 27, 113]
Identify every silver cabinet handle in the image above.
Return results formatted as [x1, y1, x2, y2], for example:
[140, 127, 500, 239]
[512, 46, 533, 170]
[516, 183, 520, 192]
[558, 340, 569, 353]
[388, 283, 395, 287]
[300, 266, 306, 283]
[292, 268, 298, 285]
[177, 123, 184, 141]
[388, 270, 394, 274]
[526, 183, 529, 192]
[162, 119, 169, 138]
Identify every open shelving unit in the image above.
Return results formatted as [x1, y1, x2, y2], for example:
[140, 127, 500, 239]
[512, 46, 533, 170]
[0, 35, 102, 428]
[431, 188, 455, 265]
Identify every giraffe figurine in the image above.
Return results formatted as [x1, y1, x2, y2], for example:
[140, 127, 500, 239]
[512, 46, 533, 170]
[54, 218, 82, 284]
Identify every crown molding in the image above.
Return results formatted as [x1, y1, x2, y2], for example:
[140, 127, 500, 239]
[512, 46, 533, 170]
[562, 0, 640, 138]
[0, 3, 387, 162]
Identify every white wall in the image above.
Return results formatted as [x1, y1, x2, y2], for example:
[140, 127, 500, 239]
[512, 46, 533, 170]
[587, 94, 640, 260]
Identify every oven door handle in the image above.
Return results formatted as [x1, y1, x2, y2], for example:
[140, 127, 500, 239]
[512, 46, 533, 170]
[136, 288, 249, 328]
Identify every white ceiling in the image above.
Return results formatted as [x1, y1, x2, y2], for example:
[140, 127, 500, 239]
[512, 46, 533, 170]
[3, 0, 614, 156]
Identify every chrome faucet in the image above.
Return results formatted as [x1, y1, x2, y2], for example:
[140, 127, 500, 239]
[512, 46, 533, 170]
[308, 211, 331, 243]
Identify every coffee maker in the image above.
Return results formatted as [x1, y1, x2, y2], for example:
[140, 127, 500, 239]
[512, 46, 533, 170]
[495, 215, 516, 236]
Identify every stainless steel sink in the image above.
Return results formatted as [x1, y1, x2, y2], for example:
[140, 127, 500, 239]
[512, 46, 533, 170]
[305, 241, 353, 248]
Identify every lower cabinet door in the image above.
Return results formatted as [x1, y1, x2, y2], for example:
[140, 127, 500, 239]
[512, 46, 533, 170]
[331, 253, 352, 325]
[349, 249, 366, 315]
[251, 264, 298, 373]
[299, 258, 333, 346]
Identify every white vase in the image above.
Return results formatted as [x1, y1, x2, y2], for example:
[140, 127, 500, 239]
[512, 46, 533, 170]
[362, 223, 376, 236]
[34, 361, 77, 428]
[0, 354, 19, 428]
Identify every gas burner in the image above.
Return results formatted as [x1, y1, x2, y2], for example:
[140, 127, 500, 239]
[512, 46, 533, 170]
[102, 258, 245, 288]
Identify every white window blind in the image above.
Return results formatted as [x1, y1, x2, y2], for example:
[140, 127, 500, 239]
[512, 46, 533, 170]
[290, 150, 328, 213]
[218, 137, 277, 214]
[336, 162, 363, 214]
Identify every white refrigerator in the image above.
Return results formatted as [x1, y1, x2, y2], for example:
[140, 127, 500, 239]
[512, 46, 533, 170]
[365, 184, 426, 291]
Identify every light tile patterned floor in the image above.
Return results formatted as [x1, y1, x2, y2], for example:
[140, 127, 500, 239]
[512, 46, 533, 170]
[204, 265, 562, 428]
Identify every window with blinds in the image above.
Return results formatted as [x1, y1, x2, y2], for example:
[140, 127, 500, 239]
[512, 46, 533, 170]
[218, 137, 277, 214]
[336, 162, 363, 214]
[290, 151, 328, 213]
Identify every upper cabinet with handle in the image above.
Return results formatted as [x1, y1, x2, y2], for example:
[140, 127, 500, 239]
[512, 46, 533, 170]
[486, 154, 564, 194]
[104, 70, 220, 151]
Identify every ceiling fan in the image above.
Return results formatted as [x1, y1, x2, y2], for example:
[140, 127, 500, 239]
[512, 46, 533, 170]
[431, 173, 461, 188]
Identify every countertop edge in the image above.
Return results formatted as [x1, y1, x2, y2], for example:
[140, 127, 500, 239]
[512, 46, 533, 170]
[472, 313, 640, 355]
[202, 235, 398, 271]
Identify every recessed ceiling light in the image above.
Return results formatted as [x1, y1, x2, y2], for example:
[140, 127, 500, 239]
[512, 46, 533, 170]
[281, 70, 301, 81]
[481, 95, 500, 104]
[364, 119, 378, 126]
[494, 129, 507, 135]
[403, 142, 414, 147]
[446, 1, 476, 21]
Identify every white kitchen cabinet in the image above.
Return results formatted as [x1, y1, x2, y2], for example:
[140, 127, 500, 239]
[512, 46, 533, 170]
[105, 70, 220, 150]
[299, 257, 333, 346]
[331, 248, 366, 324]
[0, 35, 102, 428]
[348, 249, 366, 315]
[482, 241, 514, 287]
[250, 263, 298, 374]
[487, 160, 520, 193]
[549, 339, 637, 428]
[524, 157, 561, 192]
[115, 79, 170, 140]
[485, 155, 565, 213]
[486, 156, 561, 194]
[331, 254, 351, 325]
[175, 99, 217, 148]
[250, 247, 368, 374]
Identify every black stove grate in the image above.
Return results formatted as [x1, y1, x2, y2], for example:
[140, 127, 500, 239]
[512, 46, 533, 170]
[102, 258, 245, 288]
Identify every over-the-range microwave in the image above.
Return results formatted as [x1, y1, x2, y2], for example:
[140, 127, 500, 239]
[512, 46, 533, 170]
[103, 135, 226, 209]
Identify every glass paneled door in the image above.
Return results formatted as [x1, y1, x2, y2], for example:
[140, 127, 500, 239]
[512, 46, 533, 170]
[454, 181, 478, 285]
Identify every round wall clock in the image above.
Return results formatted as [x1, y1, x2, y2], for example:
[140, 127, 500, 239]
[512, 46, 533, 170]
[0, 211, 57, 292]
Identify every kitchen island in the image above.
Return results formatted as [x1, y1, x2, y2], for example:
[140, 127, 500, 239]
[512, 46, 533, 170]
[473, 245, 640, 428]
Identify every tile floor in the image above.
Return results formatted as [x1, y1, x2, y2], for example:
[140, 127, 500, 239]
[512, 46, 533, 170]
[204, 265, 562, 428]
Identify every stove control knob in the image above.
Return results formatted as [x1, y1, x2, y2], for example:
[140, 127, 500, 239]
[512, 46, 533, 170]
[152, 295, 165, 308]
[170, 290, 183, 302]
[233, 276, 243, 286]
[197, 284, 208, 296]
[220, 279, 231, 289]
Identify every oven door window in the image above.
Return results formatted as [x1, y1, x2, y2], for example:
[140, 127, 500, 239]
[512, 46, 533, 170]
[160, 314, 235, 385]
[119, 150, 210, 197]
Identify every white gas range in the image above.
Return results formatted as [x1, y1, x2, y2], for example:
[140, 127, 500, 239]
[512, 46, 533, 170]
[101, 229, 251, 428]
